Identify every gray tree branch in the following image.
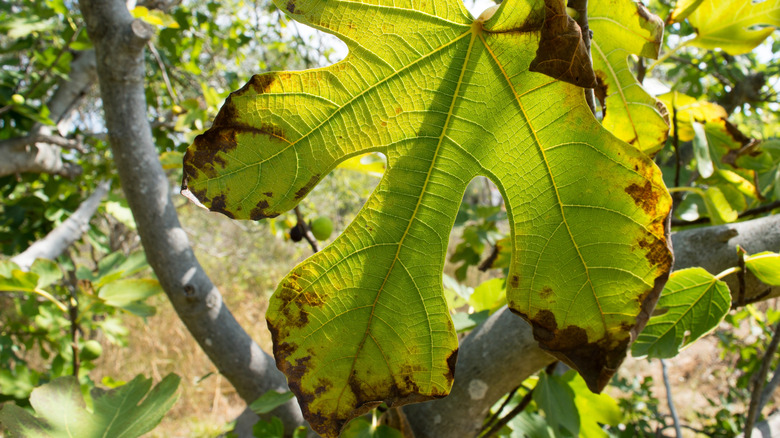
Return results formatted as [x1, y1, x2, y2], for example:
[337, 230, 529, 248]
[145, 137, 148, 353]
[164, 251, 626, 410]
[11, 181, 110, 271]
[77, 0, 305, 432]
[0, 50, 96, 178]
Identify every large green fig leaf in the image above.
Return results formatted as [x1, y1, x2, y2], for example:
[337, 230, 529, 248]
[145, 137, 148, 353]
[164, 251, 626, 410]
[182, 0, 672, 435]
[686, 0, 780, 55]
[589, 0, 669, 154]
[0, 374, 179, 438]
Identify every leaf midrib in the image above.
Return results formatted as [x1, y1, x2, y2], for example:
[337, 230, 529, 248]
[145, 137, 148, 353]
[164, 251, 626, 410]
[477, 32, 608, 334]
[333, 24, 479, 411]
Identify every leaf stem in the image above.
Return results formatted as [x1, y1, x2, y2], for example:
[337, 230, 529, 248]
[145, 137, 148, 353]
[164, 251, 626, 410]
[32, 288, 69, 313]
[715, 266, 740, 280]
[647, 41, 690, 75]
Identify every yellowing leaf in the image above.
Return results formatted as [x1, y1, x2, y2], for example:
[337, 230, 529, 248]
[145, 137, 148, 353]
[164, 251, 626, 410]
[590, 0, 669, 154]
[182, 0, 673, 434]
[667, 0, 705, 23]
[687, 0, 780, 55]
[745, 252, 780, 286]
[658, 92, 727, 142]
[130, 6, 180, 29]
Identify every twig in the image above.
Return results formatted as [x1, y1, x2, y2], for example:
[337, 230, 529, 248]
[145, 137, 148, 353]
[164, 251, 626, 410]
[0, 133, 88, 153]
[481, 387, 535, 438]
[760, 363, 780, 413]
[294, 206, 320, 253]
[672, 105, 681, 188]
[65, 257, 81, 377]
[567, 0, 596, 116]
[479, 385, 521, 434]
[737, 247, 747, 308]
[147, 41, 179, 104]
[661, 359, 682, 438]
[745, 319, 780, 438]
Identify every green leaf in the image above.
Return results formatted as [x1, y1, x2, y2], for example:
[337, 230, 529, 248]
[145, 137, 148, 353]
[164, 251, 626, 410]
[30, 259, 62, 289]
[702, 186, 738, 224]
[468, 278, 506, 313]
[249, 390, 295, 415]
[253, 417, 284, 438]
[745, 252, 780, 286]
[0, 374, 180, 438]
[632, 268, 731, 359]
[533, 373, 579, 437]
[692, 121, 714, 179]
[686, 0, 780, 55]
[451, 310, 490, 333]
[508, 411, 552, 438]
[98, 279, 163, 309]
[182, 0, 673, 434]
[563, 371, 622, 437]
[589, 0, 669, 154]
[340, 417, 404, 438]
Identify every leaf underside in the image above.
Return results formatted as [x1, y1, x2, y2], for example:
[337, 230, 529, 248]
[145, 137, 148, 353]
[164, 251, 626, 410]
[182, 0, 672, 435]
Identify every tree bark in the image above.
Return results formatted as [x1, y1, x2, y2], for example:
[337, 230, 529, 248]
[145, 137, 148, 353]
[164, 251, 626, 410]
[11, 181, 110, 271]
[76, 0, 305, 432]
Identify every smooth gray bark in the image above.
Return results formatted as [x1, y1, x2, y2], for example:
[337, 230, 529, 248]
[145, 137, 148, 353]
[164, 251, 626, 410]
[77, 0, 305, 431]
[11, 181, 110, 271]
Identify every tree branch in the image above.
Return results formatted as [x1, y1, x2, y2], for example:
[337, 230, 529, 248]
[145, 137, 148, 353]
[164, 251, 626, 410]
[77, 0, 305, 432]
[11, 180, 110, 271]
[0, 50, 97, 177]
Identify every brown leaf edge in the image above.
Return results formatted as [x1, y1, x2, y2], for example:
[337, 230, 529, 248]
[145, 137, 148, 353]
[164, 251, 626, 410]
[511, 212, 673, 393]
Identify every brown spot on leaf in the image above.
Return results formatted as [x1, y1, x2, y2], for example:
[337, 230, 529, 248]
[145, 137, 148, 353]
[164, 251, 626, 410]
[624, 181, 659, 216]
[247, 73, 278, 95]
[510, 274, 520, 289]
[528, 0, 597, 88]
[250, 200, 272, 220]
[540, 286, 554, 299]
[631, 212, 673, 343]
[286, 0, 297, 14]
[445, 348, 458, 383]
[295, 174, 321, 199]
[209, 194, 235, 219]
